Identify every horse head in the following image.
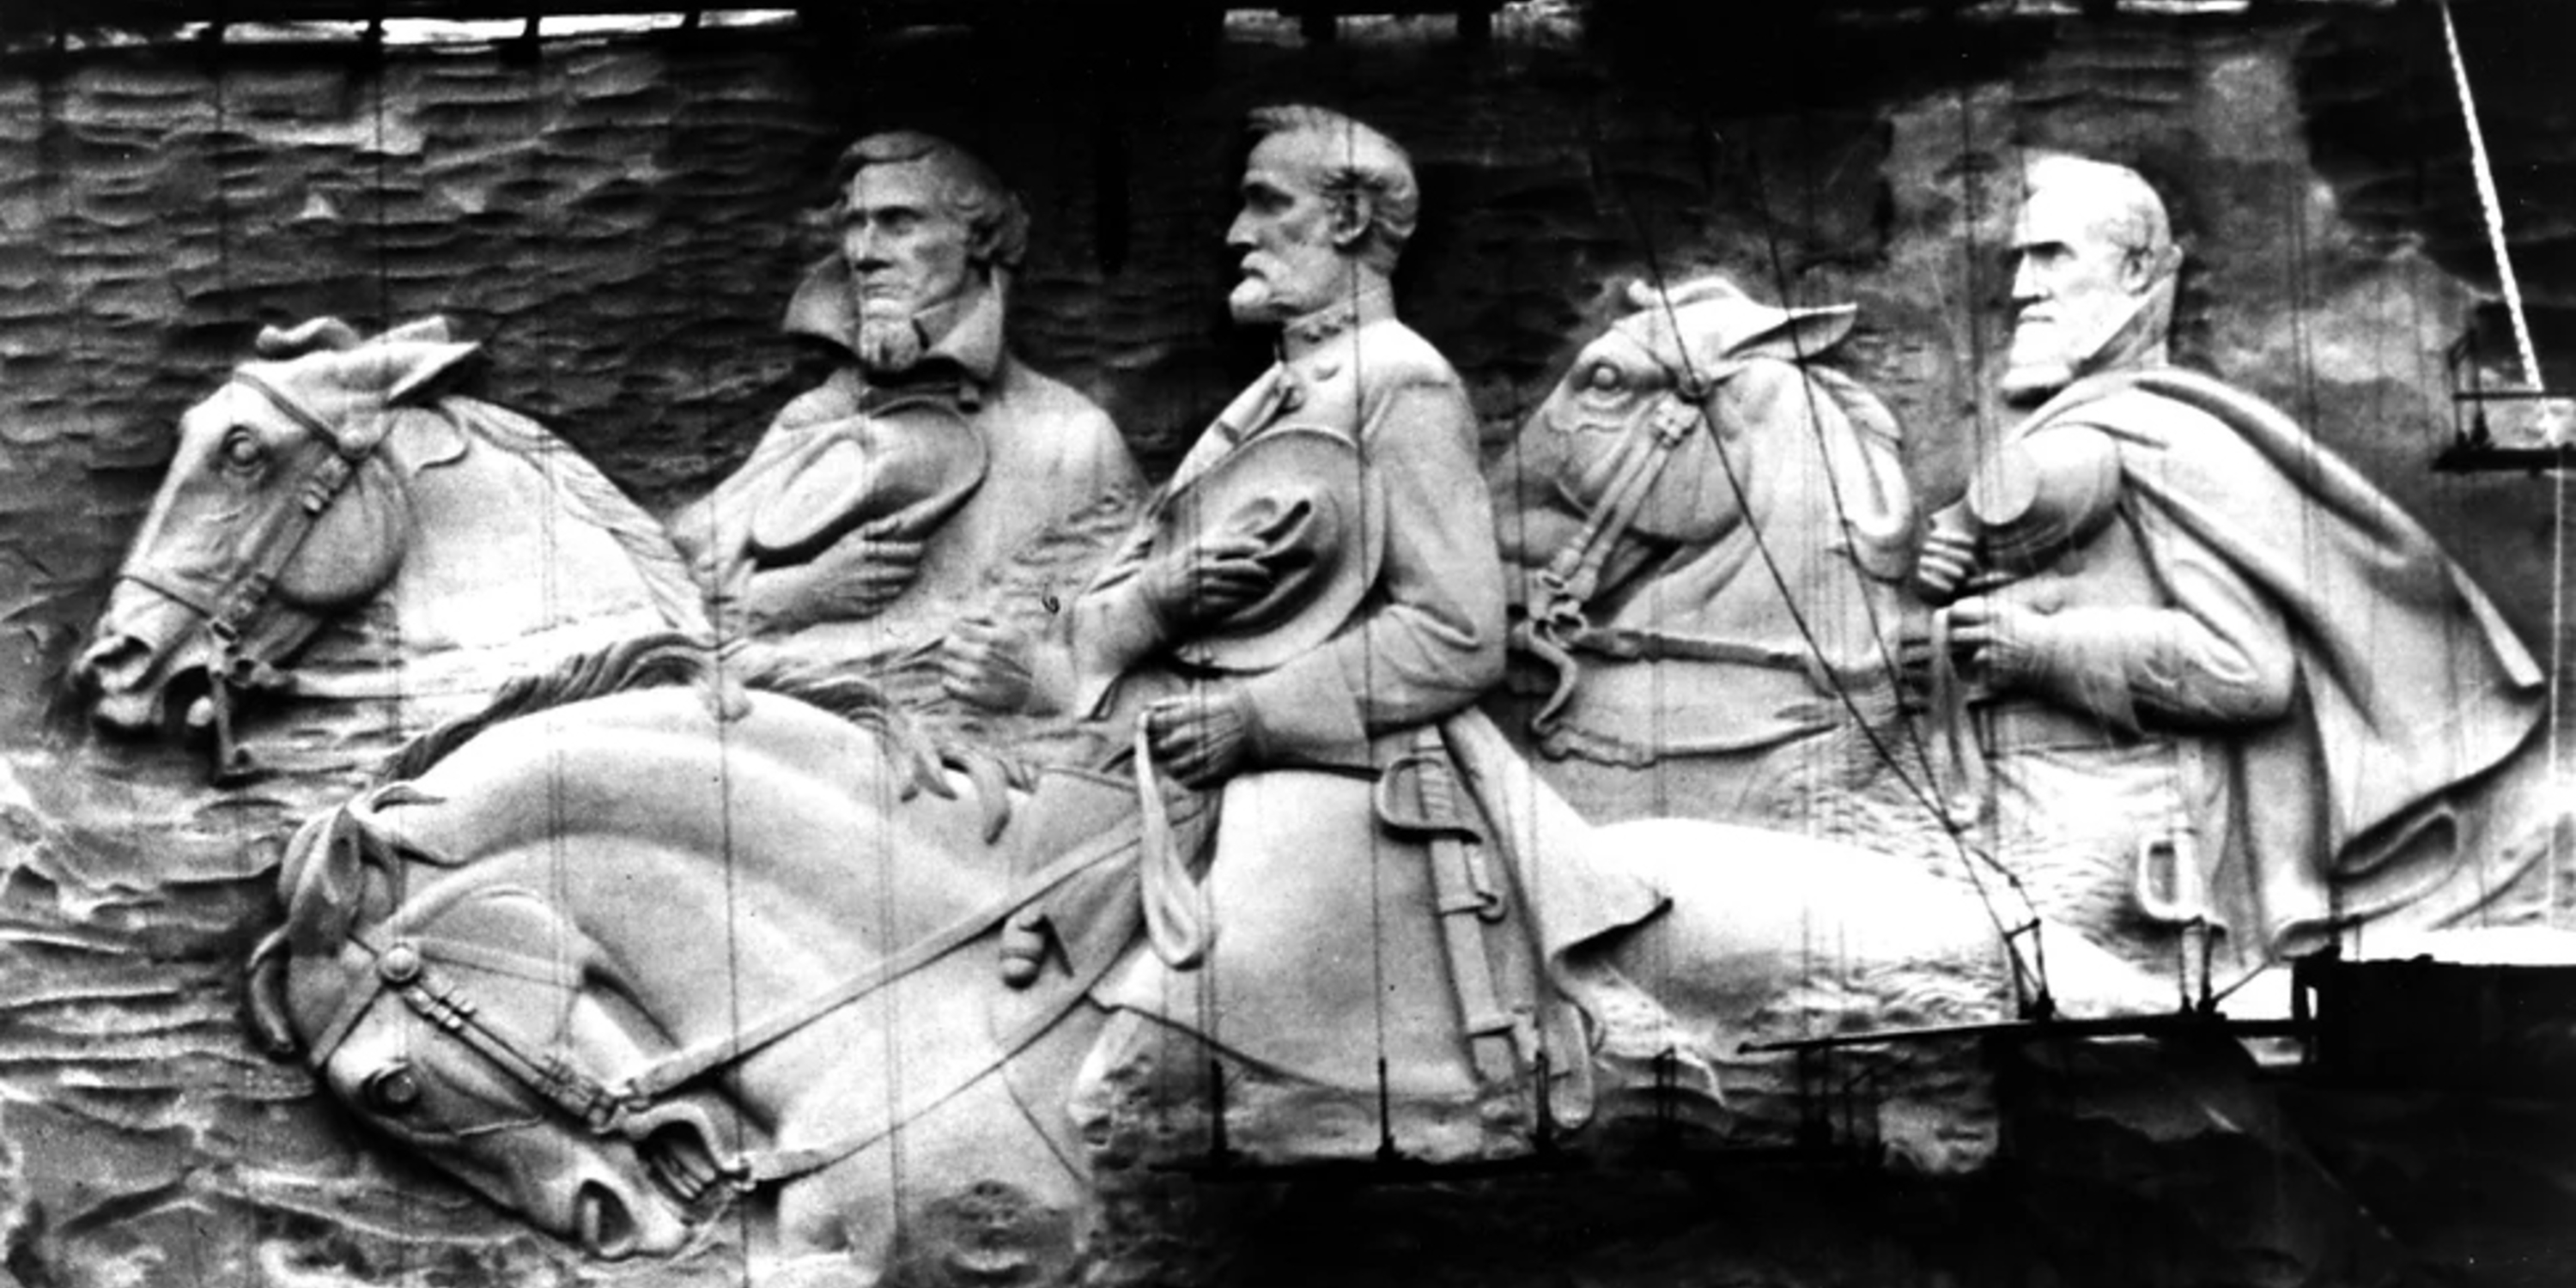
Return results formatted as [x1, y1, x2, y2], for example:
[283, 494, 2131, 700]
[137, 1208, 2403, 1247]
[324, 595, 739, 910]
[1493, 275, 1915, 737]
[73, 317, 478, 747]
[246, 795, 723, 1261]
[1498, 276, 1886, 580]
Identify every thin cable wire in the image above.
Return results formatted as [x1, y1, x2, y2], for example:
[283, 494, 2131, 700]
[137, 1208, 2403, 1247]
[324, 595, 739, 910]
[2438, 0, 2542, 393]
[205, 39, 242, 1288]
[363, 44, 430, 1286]
[1588, 119, 2040, 978]
[1335, 113, 1396, 1157]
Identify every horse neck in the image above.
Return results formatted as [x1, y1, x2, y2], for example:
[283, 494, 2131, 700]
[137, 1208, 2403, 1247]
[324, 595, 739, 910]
[1625, 407, 1903, 673]
[385, 403, 696, 655]
[390, 696, 1017, 1100]
[416, 812, 962, 1118]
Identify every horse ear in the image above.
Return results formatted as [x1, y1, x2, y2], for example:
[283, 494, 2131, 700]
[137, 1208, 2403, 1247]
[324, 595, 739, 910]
[1720, 304, 1858, 366]
[380, 316, 455, 345]
[380, 340, 483, 406]
[283, 808, 369, 957]
[245, 927, 304, 1056]
[1626, 276, 1748, 314]
[276, 459, 410, 610]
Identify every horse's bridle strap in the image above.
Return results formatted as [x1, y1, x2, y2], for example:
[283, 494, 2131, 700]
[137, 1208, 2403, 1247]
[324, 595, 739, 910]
[321, 929, 636, 1134]
[234, 368, 349, 447]
[1536, 391, 1704, 617]
[1523, 386, 1713, 735]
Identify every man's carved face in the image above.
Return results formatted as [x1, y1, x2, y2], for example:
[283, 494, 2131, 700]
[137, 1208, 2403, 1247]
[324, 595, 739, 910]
[1226, 131, 1353, 326]
[2002, 184, 2143, 400]
[841, 160, 977, 372]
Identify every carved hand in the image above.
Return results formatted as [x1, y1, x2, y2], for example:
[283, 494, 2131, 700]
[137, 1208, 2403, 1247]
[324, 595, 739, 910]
[1141, 531, 1280, 635]
[1938, 595, 2055, 690]
[740, 534, 925, 632]
[1144, 684, 1256, 789]
[940, 611, 1037, 713]
[1911, 511, 1980, 604]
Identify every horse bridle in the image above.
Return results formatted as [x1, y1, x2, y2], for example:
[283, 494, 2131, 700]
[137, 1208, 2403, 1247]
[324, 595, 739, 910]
[118, 370, 380, 778]
[1516, 358, 1716, 732]
[298, 786, 1158, 1198]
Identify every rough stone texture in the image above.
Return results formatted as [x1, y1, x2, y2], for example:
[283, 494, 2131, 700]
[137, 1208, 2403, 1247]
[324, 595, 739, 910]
[1, 5, 2573, 1288]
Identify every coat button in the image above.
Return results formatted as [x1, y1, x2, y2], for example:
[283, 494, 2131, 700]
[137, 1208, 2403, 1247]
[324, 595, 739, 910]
[379, 942, 423, 984]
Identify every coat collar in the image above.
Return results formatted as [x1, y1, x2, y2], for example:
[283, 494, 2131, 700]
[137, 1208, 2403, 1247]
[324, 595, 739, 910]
[1274, 275, 1394, 368]
[781, 255, 1009, 396]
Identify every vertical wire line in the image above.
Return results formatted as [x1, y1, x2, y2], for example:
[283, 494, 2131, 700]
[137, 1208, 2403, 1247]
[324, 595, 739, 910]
[365, 37, 426, 1287]
[204, 36, 236, 1288]
[2439, 0, 2540, 392]
[1340, 112, 1394, 1156]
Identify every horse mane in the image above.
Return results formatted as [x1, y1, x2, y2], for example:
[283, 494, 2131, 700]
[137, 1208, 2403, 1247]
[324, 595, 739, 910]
[436, 398, 714, 642]
[368, 634, 1033, 830]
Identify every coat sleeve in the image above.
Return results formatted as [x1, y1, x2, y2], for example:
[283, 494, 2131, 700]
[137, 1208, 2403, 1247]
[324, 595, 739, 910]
[667, 374, 861, 568]
[1998, 418, 2298, 731]
[1236, 374, 1507, 766]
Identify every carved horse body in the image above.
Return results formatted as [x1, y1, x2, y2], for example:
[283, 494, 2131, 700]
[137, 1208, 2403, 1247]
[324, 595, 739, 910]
[247, 640, 2167, 1285]
[73, 318, 705, 762]
[1488, 276, 1928, 831]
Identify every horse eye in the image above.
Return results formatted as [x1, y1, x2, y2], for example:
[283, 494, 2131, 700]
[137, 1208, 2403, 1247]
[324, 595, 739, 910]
[1584, 361, 1623, 393]
[220, 428, 266, 471]
[363, 1063, 422, 1114]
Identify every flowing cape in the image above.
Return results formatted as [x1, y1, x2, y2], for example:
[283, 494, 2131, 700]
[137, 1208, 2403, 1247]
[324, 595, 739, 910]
[2028, 368, 2546, 954]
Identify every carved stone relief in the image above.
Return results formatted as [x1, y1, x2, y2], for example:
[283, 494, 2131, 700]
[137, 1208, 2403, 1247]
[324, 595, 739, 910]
[3, 9, 2573, 1288]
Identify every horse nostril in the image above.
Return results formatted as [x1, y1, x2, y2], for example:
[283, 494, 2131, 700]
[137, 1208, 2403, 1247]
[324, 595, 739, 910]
[577, 1182, 641, 1261]
[74, 634, 150, 694]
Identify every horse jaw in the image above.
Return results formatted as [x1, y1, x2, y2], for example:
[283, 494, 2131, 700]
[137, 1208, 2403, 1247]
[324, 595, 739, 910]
[494, 1133, 699, 1261]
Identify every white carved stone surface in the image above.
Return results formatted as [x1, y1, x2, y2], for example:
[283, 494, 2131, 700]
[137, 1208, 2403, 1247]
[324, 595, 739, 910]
[0, 7, 2570, 1288]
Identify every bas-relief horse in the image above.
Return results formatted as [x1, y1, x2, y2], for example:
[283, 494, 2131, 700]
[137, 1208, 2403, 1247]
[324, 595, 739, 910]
[246, 637, 2170, 1285]
[1485, 279, 2576, 993]
[1486, 276, 1930, 833]
[70, 317, 707, 766]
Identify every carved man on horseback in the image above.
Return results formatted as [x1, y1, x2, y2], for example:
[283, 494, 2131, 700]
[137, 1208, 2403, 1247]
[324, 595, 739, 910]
[942, 105, 1712, 1161]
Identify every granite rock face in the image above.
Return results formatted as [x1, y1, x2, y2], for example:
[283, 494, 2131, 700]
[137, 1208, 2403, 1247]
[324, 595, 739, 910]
[0, 6, 2572, 1287]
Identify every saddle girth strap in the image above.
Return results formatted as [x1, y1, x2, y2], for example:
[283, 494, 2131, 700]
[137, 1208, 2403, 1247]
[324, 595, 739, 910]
[1133, 720, 1213, 971]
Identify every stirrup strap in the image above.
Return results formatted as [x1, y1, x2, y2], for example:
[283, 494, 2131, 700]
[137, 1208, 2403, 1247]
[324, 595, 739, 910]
[1134, 720, 1213, 970]
[1926, 605, 1989, 821]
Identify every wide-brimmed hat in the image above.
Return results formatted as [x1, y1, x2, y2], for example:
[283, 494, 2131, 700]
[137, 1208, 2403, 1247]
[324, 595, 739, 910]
[744, 395, 991, 566]
[1157, 424, 1384, 672]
